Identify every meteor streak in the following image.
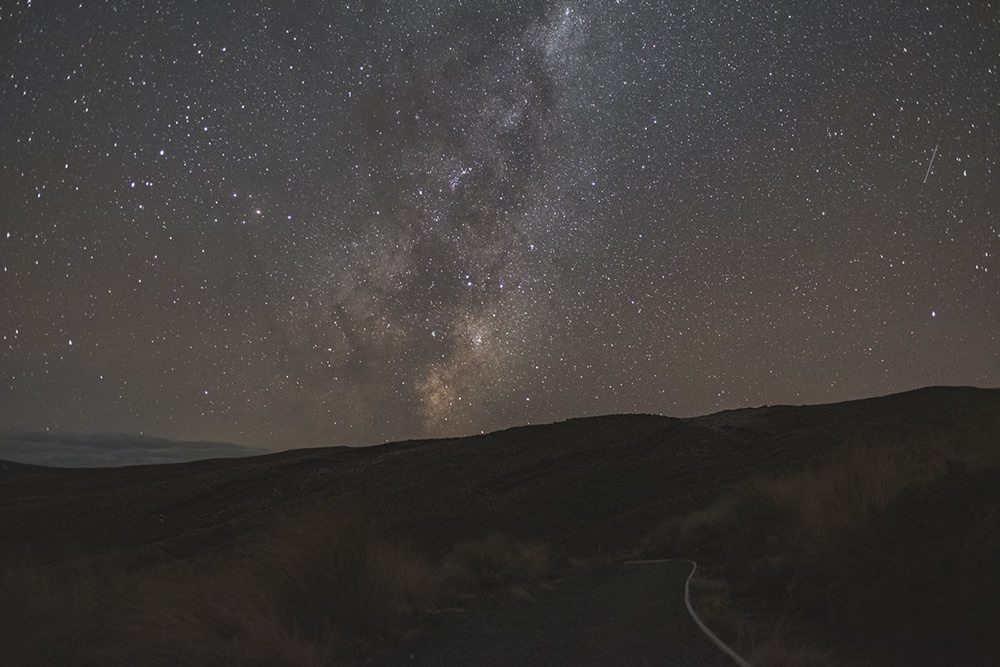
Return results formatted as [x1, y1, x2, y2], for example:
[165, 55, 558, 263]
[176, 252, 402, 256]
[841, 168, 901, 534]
[923, 143, 939, 183]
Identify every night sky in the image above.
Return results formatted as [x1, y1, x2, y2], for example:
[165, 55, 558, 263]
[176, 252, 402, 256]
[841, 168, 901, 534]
[1, 1, 997, 450]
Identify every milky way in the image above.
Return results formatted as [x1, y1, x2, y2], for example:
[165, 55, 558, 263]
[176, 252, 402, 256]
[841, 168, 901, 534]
[1, 1, 997, 448]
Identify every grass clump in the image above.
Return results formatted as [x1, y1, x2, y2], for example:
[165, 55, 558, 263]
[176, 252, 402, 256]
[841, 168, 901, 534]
[441, 532, 556, 593]
[0, 513, 558, 666]
[640, 445, 1000, 666]
[0, 555, 118, 666]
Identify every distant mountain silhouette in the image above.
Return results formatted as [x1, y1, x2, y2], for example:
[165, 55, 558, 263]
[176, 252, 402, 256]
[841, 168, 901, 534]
[0, 431, 265, 468]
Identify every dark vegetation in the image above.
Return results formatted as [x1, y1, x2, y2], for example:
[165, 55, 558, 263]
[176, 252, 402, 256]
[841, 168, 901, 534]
[641, 451, 1000, 665]
[1, 386, 998, 665]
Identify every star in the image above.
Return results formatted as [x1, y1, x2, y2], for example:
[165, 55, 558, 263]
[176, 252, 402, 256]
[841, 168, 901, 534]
[0, 0, 994, 448]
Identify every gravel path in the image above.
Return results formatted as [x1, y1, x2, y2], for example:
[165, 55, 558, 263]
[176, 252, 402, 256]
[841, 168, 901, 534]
[374, 560, 745, 666]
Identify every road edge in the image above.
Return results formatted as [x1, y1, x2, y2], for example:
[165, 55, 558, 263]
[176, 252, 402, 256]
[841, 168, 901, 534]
[626, 559, 753, 667]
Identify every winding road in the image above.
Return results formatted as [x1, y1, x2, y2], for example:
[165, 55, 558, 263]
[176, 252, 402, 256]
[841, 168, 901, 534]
[375, 560, 751, 666]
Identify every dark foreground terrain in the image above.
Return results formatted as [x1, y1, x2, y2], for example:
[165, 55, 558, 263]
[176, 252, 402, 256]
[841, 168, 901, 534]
[374, 560, 736, 667]
[1, 386, 998, 665]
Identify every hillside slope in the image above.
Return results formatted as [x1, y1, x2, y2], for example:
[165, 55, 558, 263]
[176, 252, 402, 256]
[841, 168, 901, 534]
[2, 386, 996, 559]
[2, 386, 998, 665]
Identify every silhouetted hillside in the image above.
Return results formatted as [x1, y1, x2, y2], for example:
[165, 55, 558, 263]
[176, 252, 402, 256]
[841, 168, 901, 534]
[4, 386, 996, 560]
[1, 386, 998, 665]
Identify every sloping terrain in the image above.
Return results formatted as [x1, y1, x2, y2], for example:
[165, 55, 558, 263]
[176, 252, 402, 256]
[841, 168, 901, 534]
[1, 386, 998, 665]
[2, 386, 997, 562]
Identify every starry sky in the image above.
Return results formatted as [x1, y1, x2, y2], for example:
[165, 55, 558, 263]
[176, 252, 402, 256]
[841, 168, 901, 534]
[1, 0, 997, 450]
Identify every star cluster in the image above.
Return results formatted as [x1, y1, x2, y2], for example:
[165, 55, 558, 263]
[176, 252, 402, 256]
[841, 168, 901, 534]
[1, 0, 997, 448]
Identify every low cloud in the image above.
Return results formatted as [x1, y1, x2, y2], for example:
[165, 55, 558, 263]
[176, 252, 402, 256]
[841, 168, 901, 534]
[0, 431, 266, 468]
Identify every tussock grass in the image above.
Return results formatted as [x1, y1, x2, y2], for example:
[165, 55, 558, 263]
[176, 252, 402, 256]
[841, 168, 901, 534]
[110, 514, 441, 665]
[441, 532, 556, 593]
[0, 554, 118, 666]
[0, 512, 557, 665]
[640, 443, 1000, 666]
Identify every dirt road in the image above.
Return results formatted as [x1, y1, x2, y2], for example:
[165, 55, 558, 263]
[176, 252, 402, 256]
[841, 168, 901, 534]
[374, 560, 747, 666]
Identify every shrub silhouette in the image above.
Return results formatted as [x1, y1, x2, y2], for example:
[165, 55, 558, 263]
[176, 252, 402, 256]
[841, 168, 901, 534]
[640, 447, 1000, 666]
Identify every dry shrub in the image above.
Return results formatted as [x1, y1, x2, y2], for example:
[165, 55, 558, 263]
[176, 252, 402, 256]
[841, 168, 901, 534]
[1, 515, 564, 665]
[107, 566, 338, 667]
[566, 545, 618, 572]
[747, 633, 863, 667]
[685, 575, 744, 641]
[642, 445, 942, 569]
[0, 554, 117, 666]
[263, 514, 437, 640]
[837, 465, 1000, 665]
[639, 441, 1000, 666]
[0, 514, 441, 666]
[441, 532, 554, 593]
[111, 512, 439, 665]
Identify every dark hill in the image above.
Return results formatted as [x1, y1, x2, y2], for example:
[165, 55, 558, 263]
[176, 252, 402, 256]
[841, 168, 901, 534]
[2, 386, 999, 665]
[2, 386, 997, 560]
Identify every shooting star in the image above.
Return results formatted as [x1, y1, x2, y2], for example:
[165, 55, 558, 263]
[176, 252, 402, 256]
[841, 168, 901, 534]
[923, 143, 939, 183]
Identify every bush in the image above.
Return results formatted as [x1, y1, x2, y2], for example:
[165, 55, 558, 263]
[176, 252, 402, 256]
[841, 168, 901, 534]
[0, 515, 564, 665]
[441, 532, 555, 593]
[0, 555, 115, 666]
[113, 513, 439, 665]
[832, 466, 1000, 665]
[639, 446, 1000, 666]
